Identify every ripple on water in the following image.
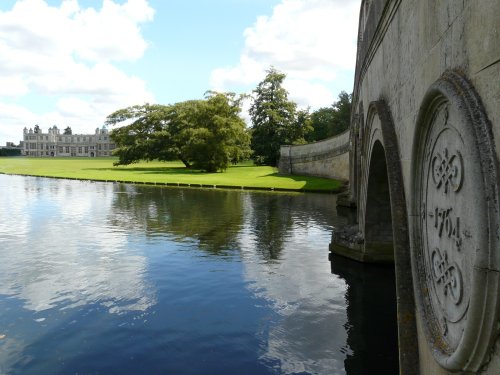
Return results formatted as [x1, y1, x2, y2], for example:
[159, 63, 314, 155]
[0, 175, 398, 375]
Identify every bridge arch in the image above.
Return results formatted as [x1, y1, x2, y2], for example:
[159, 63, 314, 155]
[361, 100, 419, 372]
[364, 140, 393, 254]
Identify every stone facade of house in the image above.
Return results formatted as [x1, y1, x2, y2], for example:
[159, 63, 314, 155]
[22, 126, 115, 157]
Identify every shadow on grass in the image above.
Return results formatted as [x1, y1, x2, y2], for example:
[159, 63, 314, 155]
[256, 172, 344, 191]
[83, 166, 208, 175]
[226, 164, 266, 169]
[82, 166, 344, 192]
[85, 163, 267, 175]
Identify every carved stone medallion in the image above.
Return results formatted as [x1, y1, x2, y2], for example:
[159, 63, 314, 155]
[412, 71, 500, 371]
[422, 104, 471, 343]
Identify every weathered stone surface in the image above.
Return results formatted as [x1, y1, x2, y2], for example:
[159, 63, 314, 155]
[278, 131, 350, 180]
[344, 0, 500, 373]
[412, 72, 500, 372]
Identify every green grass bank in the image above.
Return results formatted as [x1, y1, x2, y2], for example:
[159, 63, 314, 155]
[0, 157, 344, 193]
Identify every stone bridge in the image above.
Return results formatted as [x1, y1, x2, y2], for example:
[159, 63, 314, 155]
[278, 130, 350, 181]
[282, 0, 500, 374]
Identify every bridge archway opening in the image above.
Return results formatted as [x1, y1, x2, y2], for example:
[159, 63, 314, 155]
[364, 140, 394, 261]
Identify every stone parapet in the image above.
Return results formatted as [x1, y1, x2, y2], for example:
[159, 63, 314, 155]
[278, 131, 350, 180]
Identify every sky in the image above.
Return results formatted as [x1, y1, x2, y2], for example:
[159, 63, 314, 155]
[0, 0, 361, 145]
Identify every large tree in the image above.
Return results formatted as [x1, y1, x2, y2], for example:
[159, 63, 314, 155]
[249, 67, 310, 166]
[179, 92, 251, 172]
[106, 93, 251, 172]
[106, 104, 179, 165]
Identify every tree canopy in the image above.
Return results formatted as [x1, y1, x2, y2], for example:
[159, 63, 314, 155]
[249, 67, 312, 166]
[307, 91, 352, 142]
[107, 92, 251, 172]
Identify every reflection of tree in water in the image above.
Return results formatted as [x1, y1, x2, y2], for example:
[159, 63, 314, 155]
[110, 184, 343, 261]
[247, 192, 343, 261]
[244, 194, 296, 260]
[247, 194, 296, 261]
[330, 254, 399, 374]
[109, 184, 244, 254]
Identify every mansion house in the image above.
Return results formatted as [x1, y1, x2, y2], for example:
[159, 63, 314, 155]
[22, 125, 115, 157]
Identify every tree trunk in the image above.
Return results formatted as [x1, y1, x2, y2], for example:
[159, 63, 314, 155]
[180, 157, 191, 168]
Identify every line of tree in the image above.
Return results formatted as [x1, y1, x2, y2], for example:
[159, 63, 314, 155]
[249, 67, 352, 166]
[107, 67, 351, 171]
[107, 91, 251, 172]
[0, 148, 21, 157]
[306, 91, 352, 142]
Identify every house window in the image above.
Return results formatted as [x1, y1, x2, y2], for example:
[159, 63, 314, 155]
[65, 146, 69, 153]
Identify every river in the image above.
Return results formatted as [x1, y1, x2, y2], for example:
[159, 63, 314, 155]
[0, 174, 398, 374]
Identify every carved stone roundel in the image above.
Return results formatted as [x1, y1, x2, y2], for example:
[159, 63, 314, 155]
[412, 71, 500, 371]
[423, 104, 472, 334]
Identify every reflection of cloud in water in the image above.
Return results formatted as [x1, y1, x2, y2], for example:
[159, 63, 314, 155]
[0, 335, 26, 374]
[0, 176, 155, 314]
[239, 198, 349, 375]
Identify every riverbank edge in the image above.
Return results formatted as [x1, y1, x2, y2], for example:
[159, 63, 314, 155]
[0, 172, 345, 194]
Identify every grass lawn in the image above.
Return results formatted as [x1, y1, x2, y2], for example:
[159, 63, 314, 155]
[0, 157, 344, 193]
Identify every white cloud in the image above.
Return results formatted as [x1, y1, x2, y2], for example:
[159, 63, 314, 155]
[210, 0, 360, 111]
[0, 176, 156, 315]
[0, 0, 155, 144]
[238, 195, 350, 375]
[0, 76, 29, 97]
[284, 79, 336, 110]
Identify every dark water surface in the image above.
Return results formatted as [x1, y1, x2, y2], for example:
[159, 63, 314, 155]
[0, 174, 398, 374]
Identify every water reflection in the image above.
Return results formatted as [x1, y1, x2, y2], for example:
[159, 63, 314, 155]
[0, 176, 155, 314]
[330, 254, 399, 374]
[236, 193, 350, 374]
[109, 183, 245, 254]
[0, 174, 398, 374]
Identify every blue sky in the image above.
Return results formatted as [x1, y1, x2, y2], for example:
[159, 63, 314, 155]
[0, 0, 360, 144]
